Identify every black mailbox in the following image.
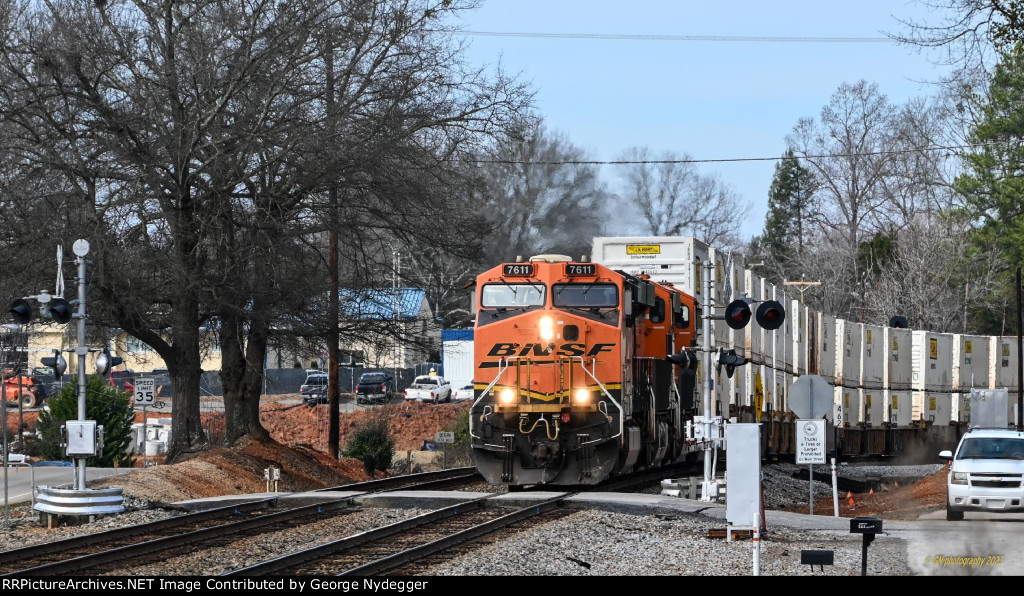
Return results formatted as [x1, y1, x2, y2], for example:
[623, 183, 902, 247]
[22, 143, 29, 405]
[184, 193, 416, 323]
[849, 517, 883, 534]
[849, 516, 883, 575]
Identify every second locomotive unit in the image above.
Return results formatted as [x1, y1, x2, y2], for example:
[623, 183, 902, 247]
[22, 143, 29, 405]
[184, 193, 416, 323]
[469, 254, 700, 486]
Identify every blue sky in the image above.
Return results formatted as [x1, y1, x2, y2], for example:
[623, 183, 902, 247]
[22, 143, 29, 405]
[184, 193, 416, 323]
[448, 0, 953, 242]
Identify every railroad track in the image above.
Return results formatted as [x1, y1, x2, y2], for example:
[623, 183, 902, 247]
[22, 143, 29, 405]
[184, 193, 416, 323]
[224, 494, 575, 576]
[0, 467, 484, 577]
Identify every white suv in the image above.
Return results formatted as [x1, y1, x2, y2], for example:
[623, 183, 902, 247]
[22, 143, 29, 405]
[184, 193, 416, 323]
[940, 428, 1024, 520]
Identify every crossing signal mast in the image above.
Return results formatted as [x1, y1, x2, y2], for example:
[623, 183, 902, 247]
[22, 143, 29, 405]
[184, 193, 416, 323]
[695, 261, 785, 502]
[6, 240, 124, 519]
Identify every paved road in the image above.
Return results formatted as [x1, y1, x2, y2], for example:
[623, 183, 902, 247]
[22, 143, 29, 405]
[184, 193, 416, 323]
[0, 465, 133, 506]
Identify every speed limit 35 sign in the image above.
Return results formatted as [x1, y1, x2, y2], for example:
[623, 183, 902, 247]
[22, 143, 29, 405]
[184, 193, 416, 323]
[134, 377, 156, 406]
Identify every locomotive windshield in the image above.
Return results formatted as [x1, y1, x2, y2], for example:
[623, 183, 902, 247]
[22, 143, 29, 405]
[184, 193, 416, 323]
[481, 283, 546, 308]
[552, 283, 618, 308]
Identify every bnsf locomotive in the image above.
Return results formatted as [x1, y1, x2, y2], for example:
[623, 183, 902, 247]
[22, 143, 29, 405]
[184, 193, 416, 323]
[469, 254, 700, 486]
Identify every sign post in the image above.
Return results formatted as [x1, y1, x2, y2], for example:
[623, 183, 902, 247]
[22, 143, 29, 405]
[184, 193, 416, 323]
[134, 378, 155, 468]
[797, 419, 826, 515]
[435, 431, 454, 469]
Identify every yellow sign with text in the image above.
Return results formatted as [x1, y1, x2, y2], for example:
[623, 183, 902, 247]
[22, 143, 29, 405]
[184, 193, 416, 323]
[754, 369, 764, 423]
[626, 244, 661, 255]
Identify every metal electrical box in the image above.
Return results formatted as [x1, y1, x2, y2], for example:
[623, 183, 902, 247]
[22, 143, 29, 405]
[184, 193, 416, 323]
[65, 420, 98, 456]
[725, 423, 761, 529]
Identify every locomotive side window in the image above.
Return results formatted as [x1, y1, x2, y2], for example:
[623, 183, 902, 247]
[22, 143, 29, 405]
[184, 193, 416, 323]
[650, 297, 666, 323]
[481, 283, 546, 308]
[674, 304, 690, 329]
[552, 283, 618, 308]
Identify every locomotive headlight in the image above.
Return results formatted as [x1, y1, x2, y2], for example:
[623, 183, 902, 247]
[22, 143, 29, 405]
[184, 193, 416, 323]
[573, 388, 591, 404]
[539, 315, 555, 341]
[499, 388, 516, 404]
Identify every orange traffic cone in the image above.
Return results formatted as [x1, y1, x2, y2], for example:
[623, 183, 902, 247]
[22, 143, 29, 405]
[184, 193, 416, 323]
[895, 481, 899, 488]
[869, 488, 874, 495]
[846, 491, 852, 500]
[848, 496, 855, 507]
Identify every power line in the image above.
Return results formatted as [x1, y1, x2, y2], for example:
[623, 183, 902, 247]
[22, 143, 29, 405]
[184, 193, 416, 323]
[443, 30, 892, 43]
[460, 141, 1005, 166]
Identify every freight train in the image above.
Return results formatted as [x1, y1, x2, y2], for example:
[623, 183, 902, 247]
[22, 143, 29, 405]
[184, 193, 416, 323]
[468, 254, 702, 485]
[468, 238, 1024, 487]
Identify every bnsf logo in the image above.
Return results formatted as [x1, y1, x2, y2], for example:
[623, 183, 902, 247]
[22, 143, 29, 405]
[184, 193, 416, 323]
[487, 343, 615, 357]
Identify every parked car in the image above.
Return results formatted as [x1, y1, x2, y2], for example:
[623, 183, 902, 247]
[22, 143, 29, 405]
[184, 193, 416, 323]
[301, 371, 329, 406]
[452, 384, 474, 402]
[403, 375, 452, 404]
[940, 427, 1024, 520]
[356, 372, 393, 405]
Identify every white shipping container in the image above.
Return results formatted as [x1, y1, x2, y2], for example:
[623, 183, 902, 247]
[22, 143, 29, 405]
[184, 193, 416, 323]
[951, 393, 971, 424]
[911, 331, 954, 392]
[817, 312, 838, 384]
[771, 286, 792, 374]
[952, 334, 991, 392]
[884, 327, 913, 391]
[990, 336, 1020, 391]
[914, 391, 952, 426]
[836, 387, 863, 426]
[791, 300, 808, 377]
[862, 389, 883, 427]
[837, 320, 863, 389]
[590, 236, 709, 298]
[860, 324, 885, 390]
[970, 388, 1010, 429]
[885, 390, 912, 427]
[744, 271, 766, 363]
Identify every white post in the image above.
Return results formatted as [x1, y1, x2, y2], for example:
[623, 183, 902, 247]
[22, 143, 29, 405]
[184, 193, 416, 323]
[809, 463, 814, 515]
[141, 405, 148, 468]
[700, 261, 716, 501]
[831, 457, 839, 517]
[752, 511, 761, 575]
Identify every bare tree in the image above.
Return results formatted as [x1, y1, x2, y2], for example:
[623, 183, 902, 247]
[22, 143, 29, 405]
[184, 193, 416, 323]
[474, 123, 611, 264]
[613, 147, 748, 247]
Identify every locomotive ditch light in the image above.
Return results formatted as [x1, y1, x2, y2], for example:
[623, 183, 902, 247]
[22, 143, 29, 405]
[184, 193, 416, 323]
[573, 388, 591, 404]
[499, 388, 516, 404]
[724, 299, 752, 330]
[755, 300, 785, 330]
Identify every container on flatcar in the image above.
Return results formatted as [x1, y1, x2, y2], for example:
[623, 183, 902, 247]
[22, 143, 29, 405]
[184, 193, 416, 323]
[744, 271, 767, 364]
[815, 311, 838, 384]
[884, 327, 913, 391]
[836, 321, 863, 389]
[771, 285, 793, 374]
[791, 299, 808, 377]
[590, 235, 710, 300]
[863, 389, 883, 427]
[911, 331, 953, 392]
[952, 334, 991, 393]
[914, 391, 952, 426]
[836, 386, 862, 426]
[885, 389, 913, 427]
[989, 336, 1020, 392]
[860, 324, 885, 391]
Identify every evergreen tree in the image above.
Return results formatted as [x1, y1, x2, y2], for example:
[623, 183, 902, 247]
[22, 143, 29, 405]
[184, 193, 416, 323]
[954, 44, 1024, 272]
[34, 375, 136, 468]
[751, 149, 818, 284]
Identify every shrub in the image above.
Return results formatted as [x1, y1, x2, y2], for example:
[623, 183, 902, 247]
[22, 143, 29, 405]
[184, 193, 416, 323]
[34, 375, 136, 468]
[342, 409, 395, 471]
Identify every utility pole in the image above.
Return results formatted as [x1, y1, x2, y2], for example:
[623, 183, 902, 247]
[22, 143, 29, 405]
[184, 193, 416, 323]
[783, 276, 821, 306]
[325, 37, 340, 459]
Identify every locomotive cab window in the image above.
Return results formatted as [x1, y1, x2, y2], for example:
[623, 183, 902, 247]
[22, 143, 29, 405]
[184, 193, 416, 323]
[552, 283, 618, 308]
[650, 297, 666, 323]
[674, 304, 690, 329]
[481, 283, 546, 308]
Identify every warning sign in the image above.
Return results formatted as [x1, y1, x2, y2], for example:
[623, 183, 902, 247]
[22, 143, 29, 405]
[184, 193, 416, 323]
[796, 419, 826, 464]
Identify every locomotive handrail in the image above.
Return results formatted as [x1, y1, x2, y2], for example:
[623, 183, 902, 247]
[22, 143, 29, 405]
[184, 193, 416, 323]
[470, 357, 511, 439]
[573, 355, 624, 443]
